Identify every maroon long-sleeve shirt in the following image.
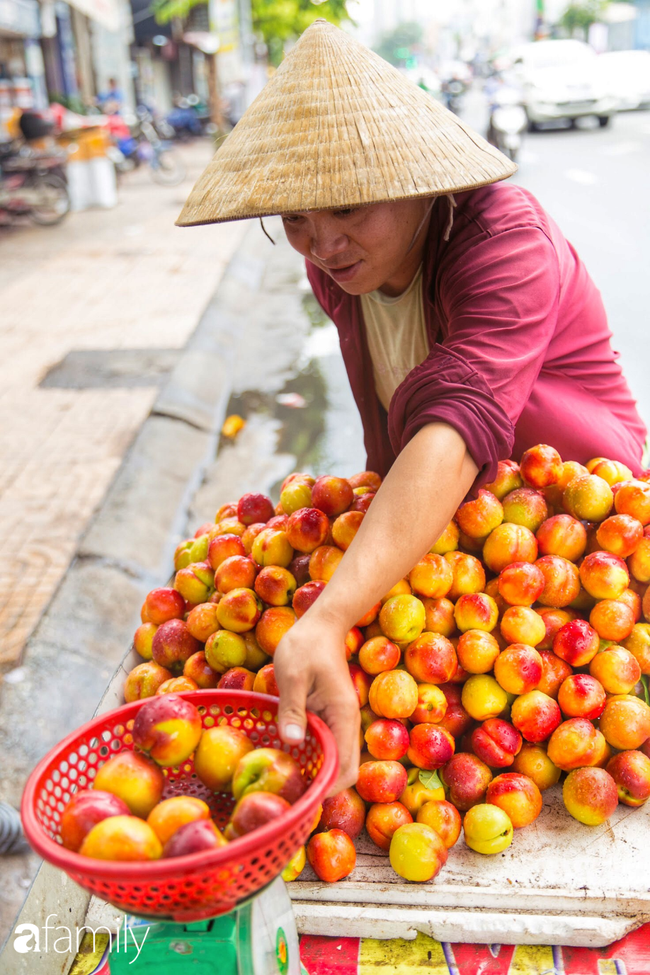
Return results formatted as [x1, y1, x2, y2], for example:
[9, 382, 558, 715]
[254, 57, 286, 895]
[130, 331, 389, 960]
[306, 182, 646, 485]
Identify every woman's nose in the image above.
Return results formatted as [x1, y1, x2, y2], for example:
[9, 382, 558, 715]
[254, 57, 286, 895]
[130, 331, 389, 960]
[310, 224, 349, 262]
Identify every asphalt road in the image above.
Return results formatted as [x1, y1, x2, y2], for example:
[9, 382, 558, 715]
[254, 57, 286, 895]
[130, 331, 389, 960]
[464, 92, 650, 433]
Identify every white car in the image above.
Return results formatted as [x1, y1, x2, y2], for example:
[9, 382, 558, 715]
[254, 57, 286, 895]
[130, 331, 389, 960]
[596, 50, 650, 111]
[510, 39, 618, 128]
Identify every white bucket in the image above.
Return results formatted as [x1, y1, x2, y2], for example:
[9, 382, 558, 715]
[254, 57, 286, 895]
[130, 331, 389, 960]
[66, 160, 93, 212]
[88, 156, 117, 208]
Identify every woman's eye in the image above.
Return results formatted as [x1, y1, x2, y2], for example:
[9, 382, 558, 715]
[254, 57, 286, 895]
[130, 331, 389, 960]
[282, 214, 301, 224]
[334, 208, 357, 217]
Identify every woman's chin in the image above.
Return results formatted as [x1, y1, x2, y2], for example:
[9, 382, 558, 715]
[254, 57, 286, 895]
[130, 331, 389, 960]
[334, 273, 380, 296]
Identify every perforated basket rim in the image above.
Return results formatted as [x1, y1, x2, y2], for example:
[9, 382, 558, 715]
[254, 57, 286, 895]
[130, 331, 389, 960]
[21, 690, 338, 883]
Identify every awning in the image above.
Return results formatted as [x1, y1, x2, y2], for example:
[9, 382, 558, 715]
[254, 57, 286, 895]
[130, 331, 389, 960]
[0, 0, 40, 37]
[65, 0, 121, 32]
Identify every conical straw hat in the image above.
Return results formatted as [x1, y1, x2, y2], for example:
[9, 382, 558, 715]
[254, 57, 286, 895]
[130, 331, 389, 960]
[177, 20, 516, 227]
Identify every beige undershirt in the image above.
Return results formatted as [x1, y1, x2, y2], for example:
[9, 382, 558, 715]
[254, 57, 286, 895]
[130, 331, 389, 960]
[360, 263, 430, 412]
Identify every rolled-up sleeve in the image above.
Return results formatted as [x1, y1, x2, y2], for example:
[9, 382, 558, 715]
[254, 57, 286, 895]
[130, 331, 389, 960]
[388, 226, 560, 485]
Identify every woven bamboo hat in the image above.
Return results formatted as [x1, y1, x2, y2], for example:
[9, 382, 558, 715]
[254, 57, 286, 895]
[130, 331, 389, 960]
[177, 20, 516, 227]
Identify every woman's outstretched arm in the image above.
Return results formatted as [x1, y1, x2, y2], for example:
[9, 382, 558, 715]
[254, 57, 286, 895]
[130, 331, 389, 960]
[273, 421, 478, 794]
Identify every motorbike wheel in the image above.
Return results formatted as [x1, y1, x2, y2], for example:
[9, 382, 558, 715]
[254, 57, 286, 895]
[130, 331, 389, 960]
[150, 151, 186, 186]
[28, 173, 70, 226]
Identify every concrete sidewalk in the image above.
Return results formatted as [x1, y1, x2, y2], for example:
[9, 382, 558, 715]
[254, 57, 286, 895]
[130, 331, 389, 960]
[0, 139, 246, 670]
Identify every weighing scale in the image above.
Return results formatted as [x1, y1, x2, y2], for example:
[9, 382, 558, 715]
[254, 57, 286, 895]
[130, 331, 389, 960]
[109, 877, 306, 975]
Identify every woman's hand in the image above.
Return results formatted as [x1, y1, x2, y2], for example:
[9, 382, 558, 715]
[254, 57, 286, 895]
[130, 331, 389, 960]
[274, 609, 361, 797]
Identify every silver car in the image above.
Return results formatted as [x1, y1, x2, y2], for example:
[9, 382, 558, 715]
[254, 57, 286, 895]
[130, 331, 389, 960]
[510, 39, 618, 129]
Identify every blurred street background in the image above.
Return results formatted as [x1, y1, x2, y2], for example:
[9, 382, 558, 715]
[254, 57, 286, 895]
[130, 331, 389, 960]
[1, 0, 650, 960]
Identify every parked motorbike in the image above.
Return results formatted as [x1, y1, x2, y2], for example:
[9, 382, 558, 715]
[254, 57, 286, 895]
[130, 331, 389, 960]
[10, 110, 69, 184]
[165, 104, 203, 140]
[107, 109, 186, 186]
[486, 87, 527, 162]
[131, 104, 176, 141]
[0, 142, 70, 225]
[165, 95, 214, 140]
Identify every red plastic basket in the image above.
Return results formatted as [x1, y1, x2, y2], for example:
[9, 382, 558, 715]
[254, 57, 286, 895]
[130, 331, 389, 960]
[21, 690, 338, 922]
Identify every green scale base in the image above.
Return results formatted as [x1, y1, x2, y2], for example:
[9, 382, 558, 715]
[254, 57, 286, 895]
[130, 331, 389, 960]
[109, 877, 306, 975]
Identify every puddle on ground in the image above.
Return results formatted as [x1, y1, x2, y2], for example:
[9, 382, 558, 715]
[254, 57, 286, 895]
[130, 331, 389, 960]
[225, 359, 328, 485]
[218, 294, 364, 501]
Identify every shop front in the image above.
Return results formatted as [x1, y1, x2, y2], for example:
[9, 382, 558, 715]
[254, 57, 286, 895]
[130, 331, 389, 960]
[0, 0, 46, 138]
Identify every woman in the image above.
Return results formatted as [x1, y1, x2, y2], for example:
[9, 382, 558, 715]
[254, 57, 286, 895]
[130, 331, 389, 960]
[178, 22, 646, 793]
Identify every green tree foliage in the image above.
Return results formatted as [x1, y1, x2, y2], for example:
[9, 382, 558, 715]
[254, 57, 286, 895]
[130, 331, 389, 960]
[374, 21, 423, 67]
[152, 0, 353, 63]
[252, 0, 353, 65]
[151, 0, 195, 26]
[558, 0, 609, 38]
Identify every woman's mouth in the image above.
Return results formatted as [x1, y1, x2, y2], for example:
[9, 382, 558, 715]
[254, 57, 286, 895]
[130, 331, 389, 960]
[326, 260, 362, 283]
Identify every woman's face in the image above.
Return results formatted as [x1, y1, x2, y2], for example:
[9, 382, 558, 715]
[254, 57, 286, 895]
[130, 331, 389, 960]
[280, 197, 435, 297]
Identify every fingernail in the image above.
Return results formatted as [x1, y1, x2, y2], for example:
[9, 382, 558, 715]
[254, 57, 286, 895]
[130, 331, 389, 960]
[283, 723, 304, 741]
